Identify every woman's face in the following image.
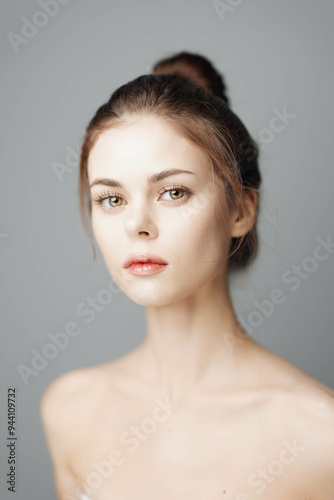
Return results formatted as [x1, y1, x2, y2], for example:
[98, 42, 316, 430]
[87, 117, 234, 306]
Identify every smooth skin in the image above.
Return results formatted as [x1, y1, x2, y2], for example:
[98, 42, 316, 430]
[40, 117, 334, 500]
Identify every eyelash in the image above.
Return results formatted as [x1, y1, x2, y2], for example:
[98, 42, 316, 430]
[91, 184, 192, 212]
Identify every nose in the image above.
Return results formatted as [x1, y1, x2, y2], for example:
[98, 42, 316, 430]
[124, 200, 158, 239]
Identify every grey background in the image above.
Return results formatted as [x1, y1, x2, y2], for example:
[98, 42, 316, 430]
[1, 0, 333, 498]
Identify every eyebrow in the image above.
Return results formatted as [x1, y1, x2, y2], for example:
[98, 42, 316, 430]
[89, 169, 194, 189]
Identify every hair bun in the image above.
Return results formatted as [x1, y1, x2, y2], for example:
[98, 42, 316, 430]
[151, 51, 229, 106]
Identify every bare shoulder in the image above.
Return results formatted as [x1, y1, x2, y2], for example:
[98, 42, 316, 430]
[285, 382, 334, 499]
[39, 346, 143, 431]
[258, 343, 334, 428]
[39, 367, 114, 498]
[278, 374, 334, 438]
[255, 345, 334, 498]
[40, 364, 114, 430]
[291, 375, 334, 449]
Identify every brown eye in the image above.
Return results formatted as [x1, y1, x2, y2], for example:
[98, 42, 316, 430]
[109, 196, 122, 207]
[159, 186, 191, 203]
[169, 189, 184, 200]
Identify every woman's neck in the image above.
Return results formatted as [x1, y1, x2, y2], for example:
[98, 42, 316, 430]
[134, 272, 256, 406]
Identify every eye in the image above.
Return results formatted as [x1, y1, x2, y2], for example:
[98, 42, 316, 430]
[105, 195, 123, 208]
[91, 184, 192, 213]
[91, 192, 125, 211]
[159, 185, 192, 202]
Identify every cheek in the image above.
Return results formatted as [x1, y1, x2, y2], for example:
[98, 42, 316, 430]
[91, 213, 120, 257]
[165, 201, 230, 274]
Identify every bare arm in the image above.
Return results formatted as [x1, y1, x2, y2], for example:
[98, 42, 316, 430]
[302, 388, 334, 500]
[40, 371, 83, 500]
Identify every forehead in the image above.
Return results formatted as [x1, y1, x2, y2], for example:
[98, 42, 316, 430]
[87, 117, 210, 181]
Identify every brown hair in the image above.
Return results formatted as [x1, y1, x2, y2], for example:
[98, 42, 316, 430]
[78, 51, 262, 270]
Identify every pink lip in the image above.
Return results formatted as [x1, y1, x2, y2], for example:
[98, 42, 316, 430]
[123, 252, 168, 269]
[126, 262, 169, 275]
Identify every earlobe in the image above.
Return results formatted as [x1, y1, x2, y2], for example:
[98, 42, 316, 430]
[230, 191, 258, 238]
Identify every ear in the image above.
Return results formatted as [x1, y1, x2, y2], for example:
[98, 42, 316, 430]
[230, 190, 258, 239]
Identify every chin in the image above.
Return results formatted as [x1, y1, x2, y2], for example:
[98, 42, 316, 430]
[122, 278, 202, 307]
[124, 287, 177, 307]
[128, 296, 169, 307]
[108, 266, 206, 307]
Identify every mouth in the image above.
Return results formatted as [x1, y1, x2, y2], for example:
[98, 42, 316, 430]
[126, 262, 169, 275]
[123, 253, 168, 269]
[124, 256, 169, 276]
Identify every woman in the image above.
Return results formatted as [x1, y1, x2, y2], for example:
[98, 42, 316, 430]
[40, 52, 334, 500]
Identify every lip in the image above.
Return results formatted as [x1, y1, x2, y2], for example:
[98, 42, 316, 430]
[126, 262, 169, 276]
[123, 252, 168, 269]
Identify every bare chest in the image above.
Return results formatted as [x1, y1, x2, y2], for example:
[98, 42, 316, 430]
[68, 391, 309, 500]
